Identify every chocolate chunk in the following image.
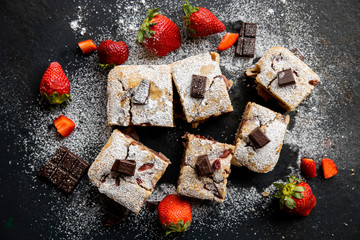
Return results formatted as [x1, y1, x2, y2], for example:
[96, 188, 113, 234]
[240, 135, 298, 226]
[195, 155, 213, 176]
[190, 75, 207, 98]
[116, 159, 136, 176]
[132, 80, 150, 105]
[204, 183, 220, 197]
[244, 23, 257, 37]
[122, 126, 139, 141]
[235, 22, 257, 57]
[38, 146, 89, 195]
[51, 146, 68, 163]
[291, 48, 305, 61]
[278, 69, 296, 87]
[249, 127, 271, 149]
[49, 168, 67, 186]
[59, 151, 78, 171]
[111, 160, 120, 172]
[242, 38, 256, 57]
[39, 161, 57, 178]
[71, 158, 90, 179]
[59, 174, 78, 193]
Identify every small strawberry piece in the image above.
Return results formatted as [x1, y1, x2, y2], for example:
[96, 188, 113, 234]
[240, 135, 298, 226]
[322, 158, 338, 179]
[98, 39, 129, 68]
[158, 194, 192, 236]
[274, 175, 316, 217]
[136, 8, 181, 57]
[218, 33, 239, 51]
[213, 159, 221, 170]
[40, 62, 71, 105]
[78, 39, 97, 54]
[301, 158, 317, 179]
[183, 0, 225, 37]
[54, 115, 75, 137]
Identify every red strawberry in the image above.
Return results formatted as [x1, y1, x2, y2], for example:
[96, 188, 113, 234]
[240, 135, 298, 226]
[98, 39, 129, 68]
[158, 194, 192, 236]
[274, 175, 316, 217]
[54, 115, 75, 137]
[321, 158, 338, 179]
[40, 62, 71, 105]
[218, 33, 239, 51]
[183, 0, 225, 37]
[301, 158, 317, 179]
[136, 8, 181, 57]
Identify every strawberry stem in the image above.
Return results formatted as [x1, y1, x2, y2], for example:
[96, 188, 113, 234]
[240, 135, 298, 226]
[136, 8, 160, 44]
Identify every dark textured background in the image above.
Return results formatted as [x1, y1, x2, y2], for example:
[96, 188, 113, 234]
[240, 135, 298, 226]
[0, 0, 359, 239]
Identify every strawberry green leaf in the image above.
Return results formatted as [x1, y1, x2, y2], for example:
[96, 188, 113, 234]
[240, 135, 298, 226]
[41, 91, 71, 105]
[291, 192, 304, 199]
[136, 8, 160, 44]
[273, 183, 284, 190]
[285, 197, 296, 209]
[99, 63, 116, 70]
[294, 186, 305, 192]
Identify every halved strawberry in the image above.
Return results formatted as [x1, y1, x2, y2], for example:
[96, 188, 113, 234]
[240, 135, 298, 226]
[54, 115, 75, 137]
[301, 158, 316, 179]
[321, 158, 338, 179]
[218, 33, 239, 51]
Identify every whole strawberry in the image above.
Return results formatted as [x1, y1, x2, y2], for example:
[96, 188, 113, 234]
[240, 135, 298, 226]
[183, 0, 225, 37]
[273, 175, 316, 217]
[40, 62, 71, 105]
[158, 194, 192, 236]
[136, 8, 181, 57]
[98, 39, 129, 68]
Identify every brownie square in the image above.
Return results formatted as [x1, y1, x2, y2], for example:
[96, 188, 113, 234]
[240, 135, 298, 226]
[71, 158, 90, 179]
[39, 161, 57, 179]
[59, 151, 78, 171]
[177, 133, 234, 203]
[245, 47, 320, 111]
[60, 175, 78, 193]
[232, 102, 289, 173]
[171, 52, 233, 126]
[49, 168, 67, 186]
[88, 130, 171, 214]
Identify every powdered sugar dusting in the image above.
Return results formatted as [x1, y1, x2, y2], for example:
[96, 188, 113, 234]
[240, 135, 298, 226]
[4, 0, 346, 239]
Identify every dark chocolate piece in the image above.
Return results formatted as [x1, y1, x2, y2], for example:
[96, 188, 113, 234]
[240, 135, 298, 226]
[111, 160, 120, 172]
[71, 158, 90, 179]
[117, 159, 136, 176]
[51, 146, 68, 163]
[249, 127, 271, 149]
[122, 126, 139, 141]
[190, 75, 207, 98]
[132, 80, 150, 105]
[39, 161, 57, 178]
[278, 69, 296, 87]
[244, 23, 257, 37]
[291, 48, 305, 61]
[38, 146, 89, 194]
[49, 168, 67, 185]
[60, 175, 78, 193]
[235, 22, 257, 58]
[59, 151, 77, 171]
[195, 155, 213, 176]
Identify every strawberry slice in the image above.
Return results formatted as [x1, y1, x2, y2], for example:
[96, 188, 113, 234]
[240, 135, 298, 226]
[78, 39, 97, 54]
[301, 158, 316, 179]
[54, 115, 75, 137]
[321, 158, 338, 179]
[217, 33, 239, 51]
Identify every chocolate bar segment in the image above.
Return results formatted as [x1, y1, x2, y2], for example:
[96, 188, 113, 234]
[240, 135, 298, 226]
[117, 159, 136, 176]
[38, 146, 89, 194]
[132, 80, 150, 105]
[60, 175, 78, 193]
[236, 22, 257, 58]
[278, 69, 296, 87]
[71, 158, 90, 179]
[190, 75, 207, 99]
[249, 127, 270, 149]
[195, 154, 213, 176]
[291, 48, 305, 61]
[39, 161, 57, 179]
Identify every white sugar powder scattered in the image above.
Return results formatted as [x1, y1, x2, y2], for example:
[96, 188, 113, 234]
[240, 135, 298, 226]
[4, 0, 343, 238]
